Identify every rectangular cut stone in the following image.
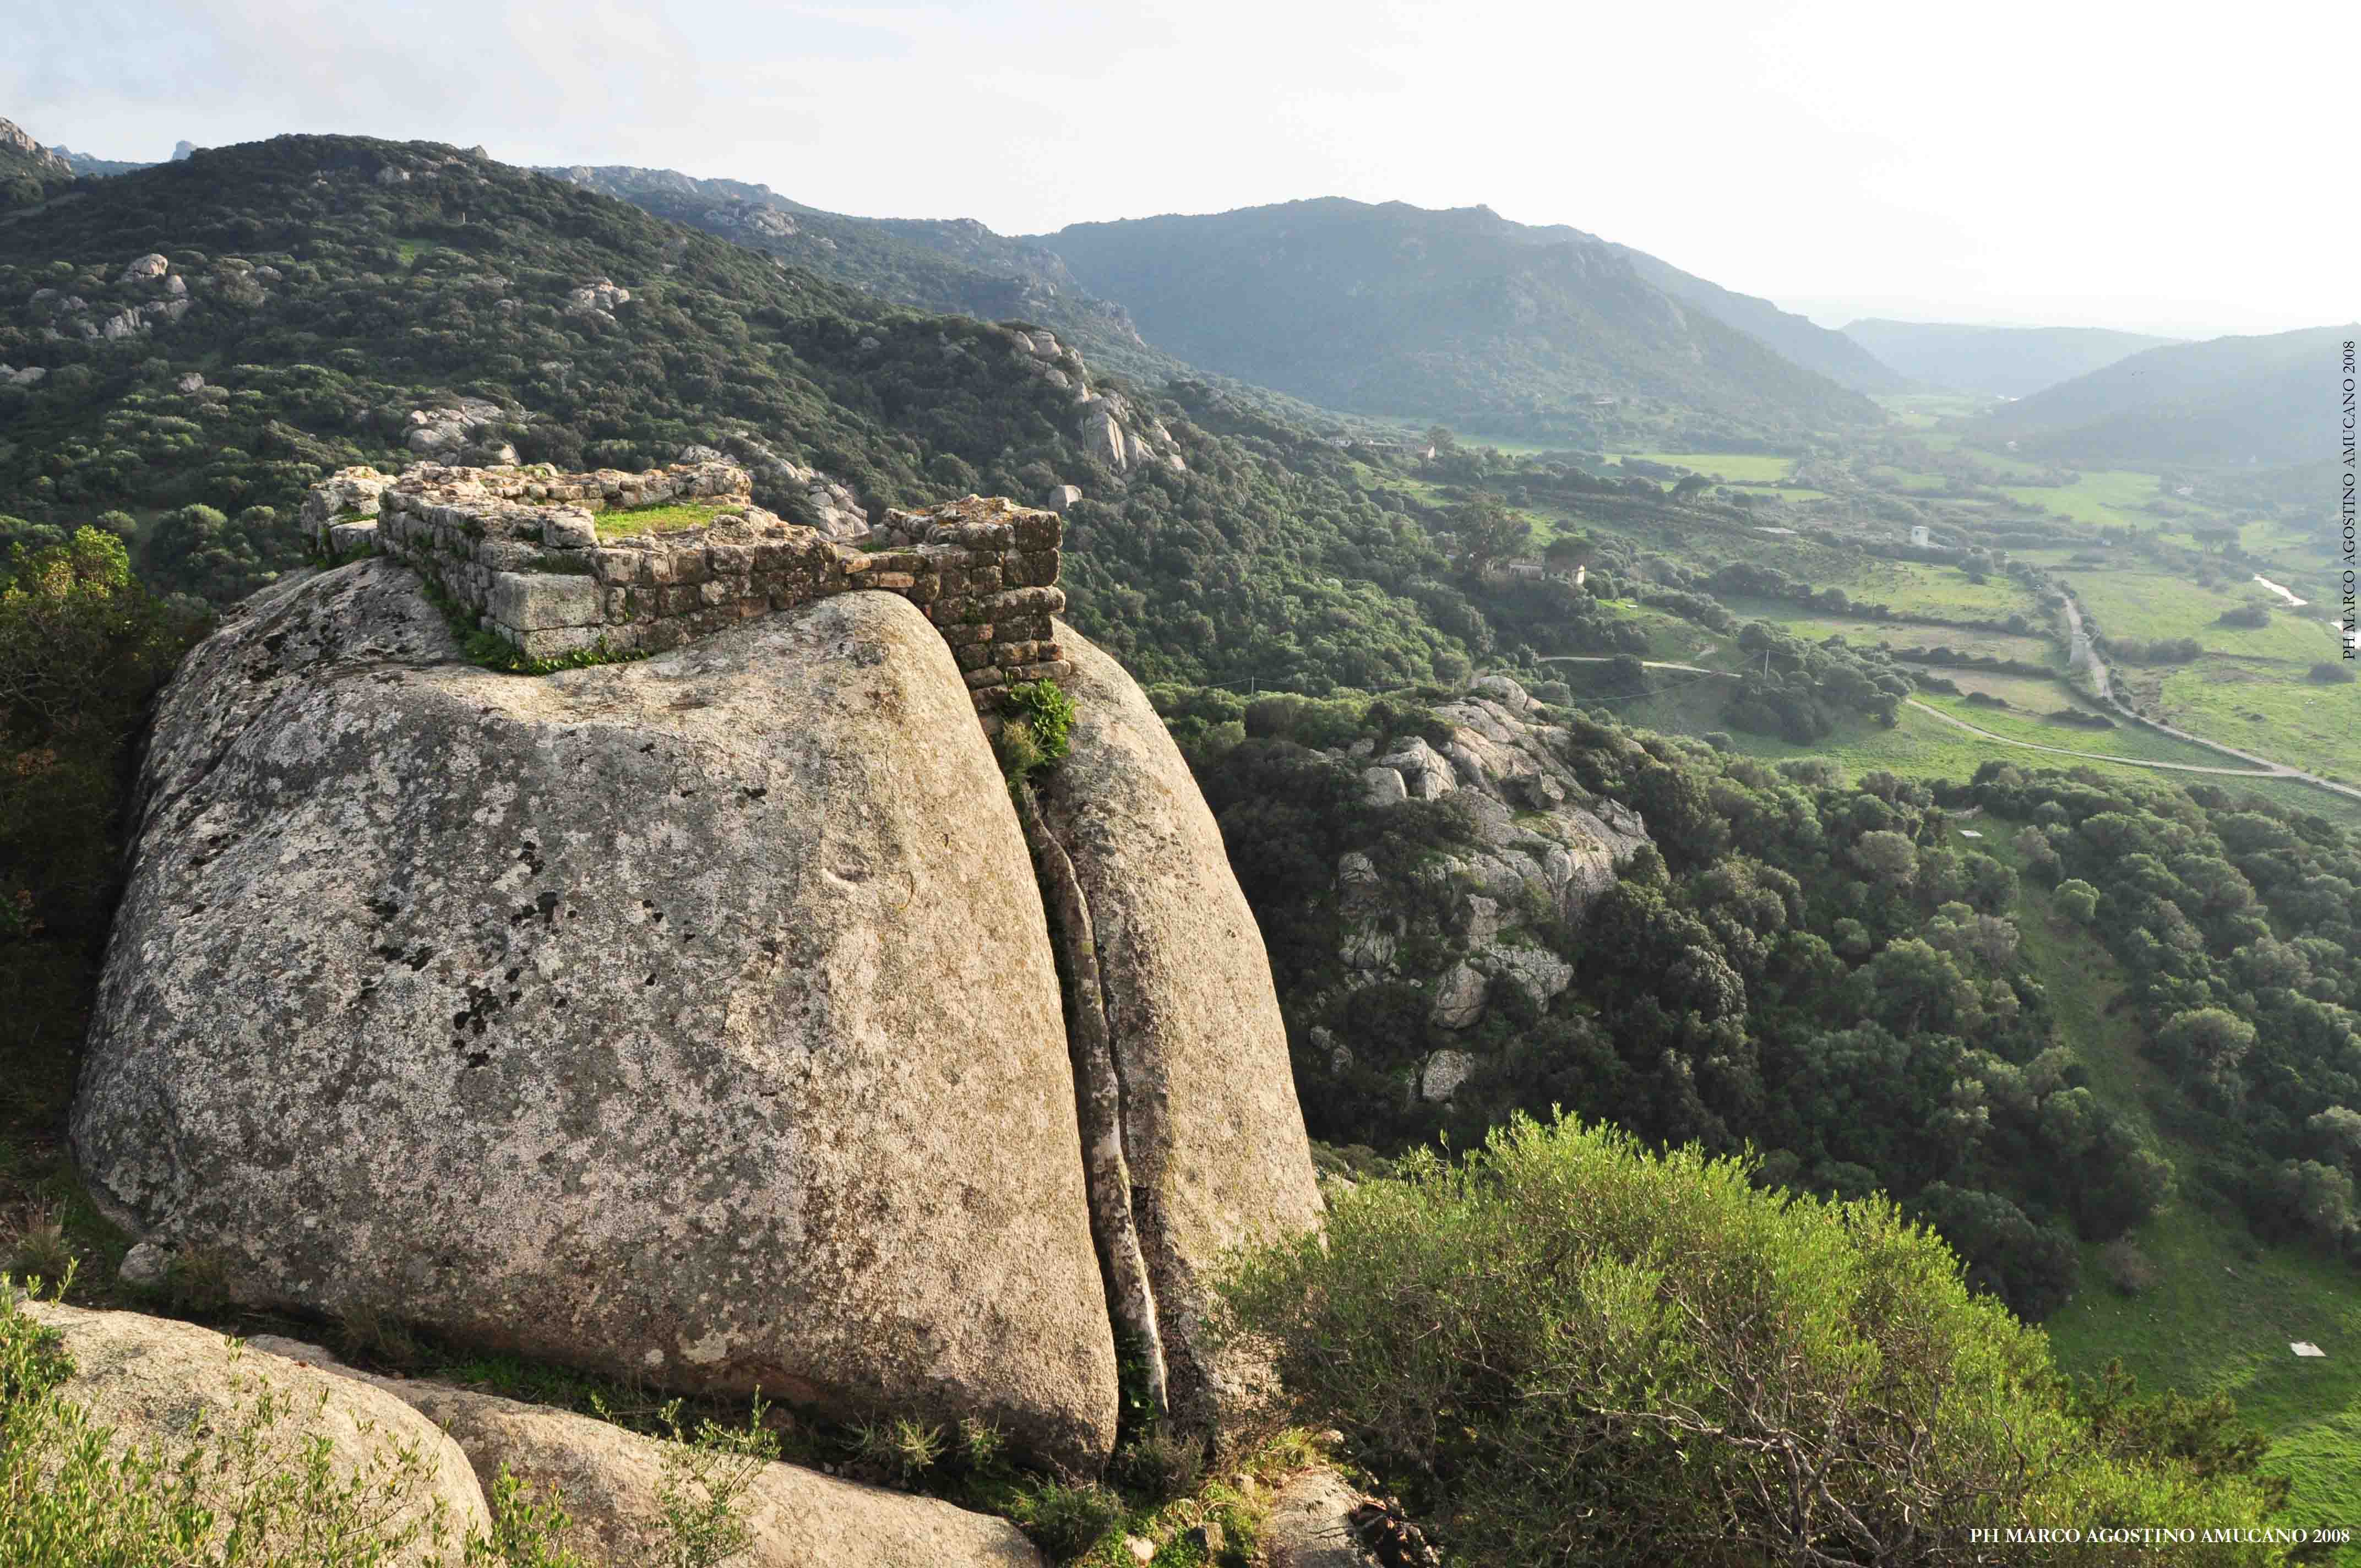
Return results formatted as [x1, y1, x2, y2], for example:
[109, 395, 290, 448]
[973, 586, 1065, 619]
[868, 571, 917, 591]
[953, 644, 997, 672]
[1013, 514, 1060, 551]
[545, 513, 599, 549]
[993, 640, 1062, 667]
[996, 614, 1053, 643]
[486, 571, 601, 631]
[516, 624, 609, 660]
[964, 666, 1010, 690]
[938, 622, 993, 647]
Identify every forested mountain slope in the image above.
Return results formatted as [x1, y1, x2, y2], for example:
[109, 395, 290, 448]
[1034, 198, 1881, 442]
[1844, 318, 2186, 398]
[0, 133, 1596, 693]
[536, 164, 1197, 382]
[1477, 204, 1907, 394]
[1976, 324, 2354, 466]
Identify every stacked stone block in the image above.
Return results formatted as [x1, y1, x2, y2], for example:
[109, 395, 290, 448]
[304, 462, 1068, 712]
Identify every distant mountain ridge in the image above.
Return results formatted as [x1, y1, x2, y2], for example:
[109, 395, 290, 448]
[51, 145, 155, 177]
[1490, 214, 1904, 394]
[1974, 324, 2355, 467]
[537, 164, 1192, 386]
[1841, 319, 2184, 398]
[1030, 198, 1881, 441]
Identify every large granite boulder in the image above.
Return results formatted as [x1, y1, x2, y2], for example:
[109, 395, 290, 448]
[21, 1303, 491, 1562]
[73, 559, 1117, 1472]
[1031, 624, 1324, 1439]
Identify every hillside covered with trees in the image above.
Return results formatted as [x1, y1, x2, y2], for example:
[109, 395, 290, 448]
[1036, 198, 1882, 443]
[1977, 324, 2353, 467]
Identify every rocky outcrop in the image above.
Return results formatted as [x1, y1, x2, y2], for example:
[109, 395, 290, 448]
[401, 396, 519, 464]
[75, 513, 1331, 1483]
[248, 1338, 1043, 1567]
[1335, 676, 1648, 989]
[23, 1304, 491, 1561]
[73, 564, 1119, 1472]
[0, 117, 74, 179]
[1002, 328, 1185, 474]
[1030, 624, 1323, 1441]
[714, 435, 871, 541]
[1318, 674, 1653, 1103]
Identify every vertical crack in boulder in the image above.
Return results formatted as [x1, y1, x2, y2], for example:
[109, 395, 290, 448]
[1017, 781, 1171, 1419]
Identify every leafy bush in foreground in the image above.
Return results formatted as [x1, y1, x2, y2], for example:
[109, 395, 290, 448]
[1220, 1115, 2289, 1566]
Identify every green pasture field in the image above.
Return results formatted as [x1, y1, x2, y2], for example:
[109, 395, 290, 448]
[1914, 668, 2086, 706]
[2155, 661, 2361, 785]
[1555, 657, 2361, 828]
[2070, 568, 2335, 661]
[1820, 556, 2049, 623]
[1554, 663, 2223, 792]
[1611, 451, 1798, 483]
[1912, 688, 2268, 771]
[1999, 469, 2172, 529]
[1710, 598, 2062, 666]
[1873, 392, 2006, 428]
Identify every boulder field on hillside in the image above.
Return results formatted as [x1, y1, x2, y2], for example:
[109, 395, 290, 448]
[71, 543, 1319, 1482]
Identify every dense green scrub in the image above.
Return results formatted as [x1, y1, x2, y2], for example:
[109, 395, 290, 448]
[1221, 1115, 2293, 1565]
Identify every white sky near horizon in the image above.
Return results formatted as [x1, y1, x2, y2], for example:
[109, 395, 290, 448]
[7, 0, 2353, 340]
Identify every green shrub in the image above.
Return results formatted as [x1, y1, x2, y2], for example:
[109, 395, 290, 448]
[1003, 679, 1075, 764]
[849, 1414, 945, 1486]
[1006, 1478, 1123, 1558]
[1114, 1423, 1204, 1504]
[650, 1396, 780, 1568]
[1218, 1115, 2288, 1565]
[0, 1273, 587, 1566]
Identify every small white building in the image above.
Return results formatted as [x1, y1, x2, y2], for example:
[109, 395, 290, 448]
[1909, 524, 1932, 548]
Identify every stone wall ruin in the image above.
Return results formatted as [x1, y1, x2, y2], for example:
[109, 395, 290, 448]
[304, 459, 1070, 715]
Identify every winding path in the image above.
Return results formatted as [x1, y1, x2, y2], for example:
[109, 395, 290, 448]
[2055, 596, 2361, 803]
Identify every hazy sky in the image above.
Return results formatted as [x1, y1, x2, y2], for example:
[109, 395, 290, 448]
[8, 0, 2349, 339]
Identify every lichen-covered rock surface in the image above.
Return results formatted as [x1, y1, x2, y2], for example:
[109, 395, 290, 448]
[23, 1304, 492, 1562]
[248, 1338, 1043, 1568]
[1032, 623, 1323, 1436]
[73, 558, 1117, 1472]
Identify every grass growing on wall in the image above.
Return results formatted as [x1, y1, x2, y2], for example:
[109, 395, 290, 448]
[594, 500, 740, 540]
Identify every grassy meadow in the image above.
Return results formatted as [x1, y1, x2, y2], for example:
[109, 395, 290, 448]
[1610, 450, 1798, 483]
